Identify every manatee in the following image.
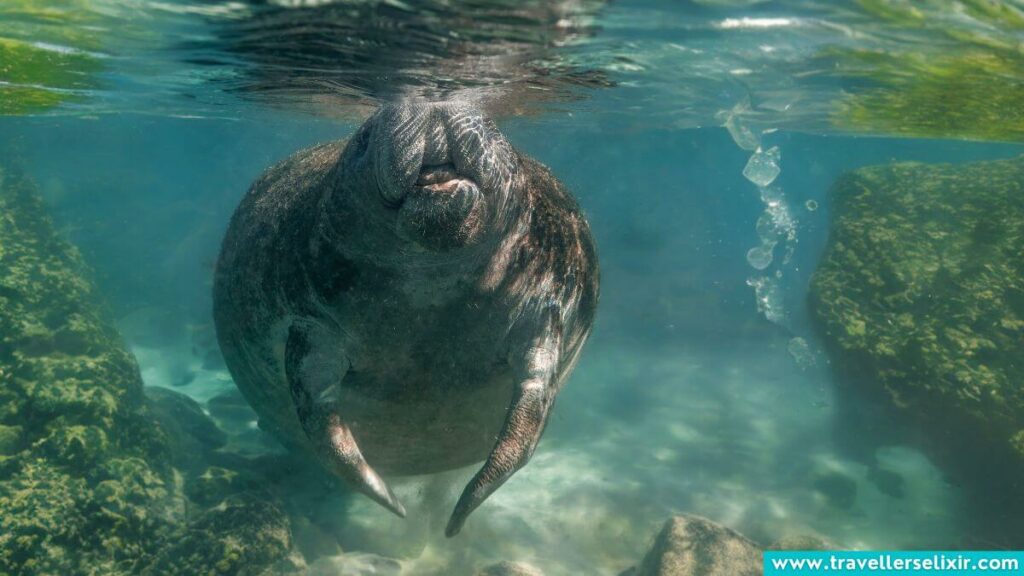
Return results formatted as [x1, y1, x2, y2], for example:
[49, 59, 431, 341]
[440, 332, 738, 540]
[213, 100, 599, 536]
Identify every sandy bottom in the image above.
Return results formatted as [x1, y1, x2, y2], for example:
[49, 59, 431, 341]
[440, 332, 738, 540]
[123, 311, 965, 575]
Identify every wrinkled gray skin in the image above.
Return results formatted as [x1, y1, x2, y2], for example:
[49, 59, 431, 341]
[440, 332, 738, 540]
[213, 100, 598, 536]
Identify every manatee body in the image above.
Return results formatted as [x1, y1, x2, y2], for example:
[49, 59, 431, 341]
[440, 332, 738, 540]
[213, 101, 598, 535]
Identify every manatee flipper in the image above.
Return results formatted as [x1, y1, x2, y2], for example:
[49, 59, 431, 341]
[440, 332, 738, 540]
[445, 309, 562, 537]
[285, 324, 406, 518]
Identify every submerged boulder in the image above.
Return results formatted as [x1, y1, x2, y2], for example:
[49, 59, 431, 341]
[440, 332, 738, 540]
[145, 386, 227, 472]
[141, 491, 292, 576]
[809, 156, 1024, 530]
[622, 515, 762, 576]
[0, 167, 293, 575]
[0, 166, 179, 574]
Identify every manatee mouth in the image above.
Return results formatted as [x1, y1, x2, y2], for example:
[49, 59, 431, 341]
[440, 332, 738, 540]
[415, 163, 477, 191]
[395, 161, 486, 250]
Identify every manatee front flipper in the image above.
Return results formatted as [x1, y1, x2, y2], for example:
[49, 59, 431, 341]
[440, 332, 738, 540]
[285, 324, 406, 518]
[446, 309, 563, 537]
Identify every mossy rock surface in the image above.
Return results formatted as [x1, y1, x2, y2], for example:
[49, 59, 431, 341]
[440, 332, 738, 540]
[0, 168, 292, 574]
[0, 166, 179, 574]
[141, 491, 292, 576]
[810, 155, 1024, 475]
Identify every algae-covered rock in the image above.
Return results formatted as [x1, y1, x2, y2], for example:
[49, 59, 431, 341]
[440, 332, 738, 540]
[1012, 430, 1024, 459]
[623, 515, 762, 576]
[186, 465, 265, 508]
[810, 155, 1024, 485]
[767, 534, 835, 551]
[145, 386, 227, 472]
[0, 167, 302, 574]
[0, 423, 22, 454]
[142, 491, 292, 576]
[0, 166, 180, 574]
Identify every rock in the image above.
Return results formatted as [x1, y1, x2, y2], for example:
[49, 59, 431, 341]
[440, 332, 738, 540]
[308, 552, 403, 576]
[0, 165, 312, 574]
[768, 535, 835, 551]
[1012, 430, 1024, 460]
[207, 388, 259, 432]
[142, 491, 292, 576]
[627, 515, 762, 576]
[186, 465, 259, 507]
[0, 166, 180, 575]
[809, 156, 1024, 540]
[145, 386, 227, 471]
[0, 424, 22, 455]
[477, 560, 546, 576]
[269, 550, 309, 575]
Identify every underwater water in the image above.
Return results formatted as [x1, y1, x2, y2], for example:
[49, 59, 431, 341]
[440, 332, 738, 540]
[2, 1, 1024, 575]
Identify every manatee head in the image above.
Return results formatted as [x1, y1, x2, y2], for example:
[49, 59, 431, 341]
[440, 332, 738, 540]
[338, 100, 521, 252]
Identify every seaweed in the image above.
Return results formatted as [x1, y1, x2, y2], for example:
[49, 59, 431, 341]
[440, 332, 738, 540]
[809, 155, 1024, 493]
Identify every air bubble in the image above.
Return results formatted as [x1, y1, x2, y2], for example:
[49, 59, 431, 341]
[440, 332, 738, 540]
[805, 199, 818, 211]
[787, 337, 817, 369]
[742, 146, 781, 188]
[746, 244, 775, 270]
[755, 213, 777, 242]
[747, 276, 786, 325]
[724, 114, 761, 151]
[718, 99, 761, 151]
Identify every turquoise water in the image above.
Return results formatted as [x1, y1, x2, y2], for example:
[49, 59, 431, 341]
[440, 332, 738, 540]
[3, 1, 1024, 575]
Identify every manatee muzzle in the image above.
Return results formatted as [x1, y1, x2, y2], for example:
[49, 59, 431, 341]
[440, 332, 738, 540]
[369, 101, 513, 250]
[371, 101, 514, 210]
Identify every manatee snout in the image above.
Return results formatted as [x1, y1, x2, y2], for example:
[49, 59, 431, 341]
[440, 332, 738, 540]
[365, 101, 517, 250]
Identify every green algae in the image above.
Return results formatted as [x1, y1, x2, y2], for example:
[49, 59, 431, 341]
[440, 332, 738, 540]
[0, 1, 104, 115]
[0, 167, 294, 575]
[809, 155, 1024, 475]
[826, 0, 1024, 142]
[0, 166, 175, 574]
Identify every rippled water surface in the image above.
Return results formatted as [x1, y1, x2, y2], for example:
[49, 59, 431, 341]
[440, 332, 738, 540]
[2, 1, 1024, 575]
